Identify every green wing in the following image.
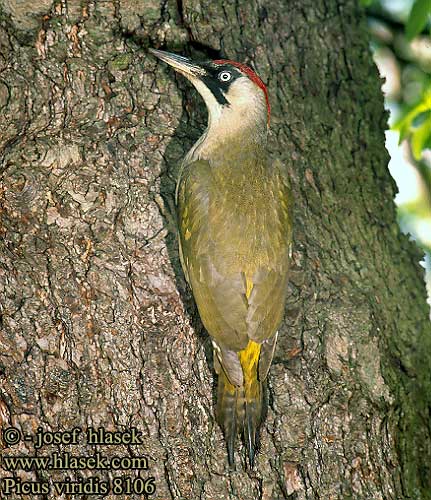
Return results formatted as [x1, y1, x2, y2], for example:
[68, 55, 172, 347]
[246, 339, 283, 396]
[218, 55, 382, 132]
[177, 157, 292, 380]
[177, 159, 249, 351]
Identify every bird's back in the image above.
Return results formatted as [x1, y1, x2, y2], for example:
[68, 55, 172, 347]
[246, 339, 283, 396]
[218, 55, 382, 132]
[177, 140, 292, 352]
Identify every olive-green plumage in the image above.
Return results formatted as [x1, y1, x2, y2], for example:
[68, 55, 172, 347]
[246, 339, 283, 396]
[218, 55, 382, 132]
[150, 48, 292, 467]
[177, 146, 291, 352]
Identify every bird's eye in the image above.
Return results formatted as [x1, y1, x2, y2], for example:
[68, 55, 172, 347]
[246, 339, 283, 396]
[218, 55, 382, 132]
[218, 71, 232, 82]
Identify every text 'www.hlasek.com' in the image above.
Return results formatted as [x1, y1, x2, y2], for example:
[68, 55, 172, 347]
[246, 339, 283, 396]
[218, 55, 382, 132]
[1, 426, 156, 497]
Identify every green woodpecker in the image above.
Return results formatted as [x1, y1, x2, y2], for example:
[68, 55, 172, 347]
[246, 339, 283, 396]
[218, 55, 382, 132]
[150, 48, 292, 467]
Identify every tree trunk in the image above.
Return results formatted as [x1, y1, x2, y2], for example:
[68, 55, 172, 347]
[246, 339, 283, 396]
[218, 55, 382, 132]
[1, 0, 430, 499]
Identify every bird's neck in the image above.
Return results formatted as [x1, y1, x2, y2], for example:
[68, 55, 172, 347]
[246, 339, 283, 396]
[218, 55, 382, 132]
[186, 112, 268, 163]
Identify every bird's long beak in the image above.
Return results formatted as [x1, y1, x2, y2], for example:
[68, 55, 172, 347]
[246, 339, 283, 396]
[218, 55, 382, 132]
[149, 49, 206, 79]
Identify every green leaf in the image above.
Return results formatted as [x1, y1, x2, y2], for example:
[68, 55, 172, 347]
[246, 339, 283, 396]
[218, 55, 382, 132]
[412, 109, 431, 127]
[406, 0, 431, 40]
[359, 0, 373, 6]
[392, 86, 431, 142]
[411, 114, 431, 159]
[393, 103, 428, 141]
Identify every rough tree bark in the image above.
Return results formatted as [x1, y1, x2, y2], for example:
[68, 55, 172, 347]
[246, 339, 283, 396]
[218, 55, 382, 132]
[0, 0, 430, 499]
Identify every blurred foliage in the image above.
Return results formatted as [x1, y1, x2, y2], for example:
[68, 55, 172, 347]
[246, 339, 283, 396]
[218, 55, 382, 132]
[406, 0, 431, 40]
[364, 0, 431, 304]
[390, 0, 431, 160]
[393, 87, 431, 159]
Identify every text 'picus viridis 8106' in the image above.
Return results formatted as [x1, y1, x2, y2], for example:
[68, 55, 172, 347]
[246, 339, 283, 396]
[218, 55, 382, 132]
[150, 48, 293, 468]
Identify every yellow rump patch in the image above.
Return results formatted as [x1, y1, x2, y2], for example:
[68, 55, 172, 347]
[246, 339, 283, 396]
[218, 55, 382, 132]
[239, 340, 260, 377]
[238, 340, 261, 401]
[245, 275, 253, 299]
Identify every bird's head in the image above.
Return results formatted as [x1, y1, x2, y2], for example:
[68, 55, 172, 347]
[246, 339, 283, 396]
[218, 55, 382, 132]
[150, 49, 270, 140]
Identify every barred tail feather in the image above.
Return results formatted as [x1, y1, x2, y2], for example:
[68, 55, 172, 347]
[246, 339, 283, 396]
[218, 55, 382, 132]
[244, 379, 262, 467]
[216, 372, 238, 466]
[216, 369, 264, 468]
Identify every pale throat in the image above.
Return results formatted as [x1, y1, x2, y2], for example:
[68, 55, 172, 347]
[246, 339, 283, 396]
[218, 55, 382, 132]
[185, 77, 269, 161]
[207, 106, 267, 145]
